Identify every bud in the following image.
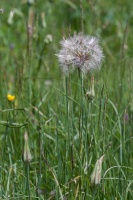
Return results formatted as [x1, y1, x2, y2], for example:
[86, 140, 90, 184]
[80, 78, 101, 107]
[44, 34, 53, 44]
[91, 155, 104, 185]
[86, 76, 95, 99]
[8, 10, 14, 25]
[0, 9, 4, 13]
[22, 132, 32, 163]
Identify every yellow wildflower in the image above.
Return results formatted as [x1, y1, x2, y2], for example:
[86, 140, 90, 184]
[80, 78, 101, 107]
[7, 94, 15, 101]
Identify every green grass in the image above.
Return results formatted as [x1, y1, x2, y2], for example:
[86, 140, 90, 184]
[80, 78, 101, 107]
[0, 0, 133, 199]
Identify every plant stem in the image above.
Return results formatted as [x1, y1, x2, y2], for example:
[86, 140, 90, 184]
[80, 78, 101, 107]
[25, 163, 31, 200]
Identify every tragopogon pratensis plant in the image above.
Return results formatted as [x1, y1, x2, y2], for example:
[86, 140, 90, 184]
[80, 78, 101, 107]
[56, 33, 104, 75]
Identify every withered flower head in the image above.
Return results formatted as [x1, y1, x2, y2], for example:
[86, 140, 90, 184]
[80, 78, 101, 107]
[91, 155, 104, 185]
[22, 132, 32, 164]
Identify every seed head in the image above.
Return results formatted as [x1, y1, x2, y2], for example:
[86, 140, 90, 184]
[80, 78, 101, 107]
[91, 155, 104, 185]
[22, 132, 32, 164]
[56, 33, 104, 74]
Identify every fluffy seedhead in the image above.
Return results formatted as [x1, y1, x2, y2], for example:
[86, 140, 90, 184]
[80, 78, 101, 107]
[56, 33, 104, 74]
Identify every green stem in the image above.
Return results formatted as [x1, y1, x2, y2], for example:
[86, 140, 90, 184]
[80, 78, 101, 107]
[92, 187, 97, 200]
[37, 127, 42, 197]
[65, 77, 70, 147]
[79, 71, 84, 157]
[79, 71, 84, 199]
[25, 163, 30, 200]
[65, 76, 73, 198]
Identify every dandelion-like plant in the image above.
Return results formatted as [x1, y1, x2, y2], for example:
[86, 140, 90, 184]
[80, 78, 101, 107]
[56, 33, 104, 74]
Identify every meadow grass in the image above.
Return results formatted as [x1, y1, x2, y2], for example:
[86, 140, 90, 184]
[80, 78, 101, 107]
[0, 0, 133, 199]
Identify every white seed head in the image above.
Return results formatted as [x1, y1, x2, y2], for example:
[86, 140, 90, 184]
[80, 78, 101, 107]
[56, 33, 104, 74]
[22, 132, 32, 163]
[91, 155, 104, 185]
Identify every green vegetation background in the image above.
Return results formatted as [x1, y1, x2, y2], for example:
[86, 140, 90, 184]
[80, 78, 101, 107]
[0, 0, 133, 199]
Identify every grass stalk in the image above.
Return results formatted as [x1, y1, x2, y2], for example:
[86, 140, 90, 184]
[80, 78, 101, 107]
[25, 163, 31, 200]
[37, 126, 42, 195]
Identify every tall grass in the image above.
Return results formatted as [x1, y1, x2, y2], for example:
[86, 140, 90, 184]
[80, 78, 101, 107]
[0, 0, 133, 199]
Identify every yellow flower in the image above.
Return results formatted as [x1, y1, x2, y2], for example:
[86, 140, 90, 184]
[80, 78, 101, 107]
[7, 94, 15, 101]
